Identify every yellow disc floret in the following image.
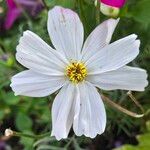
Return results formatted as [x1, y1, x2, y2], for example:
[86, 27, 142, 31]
[66, 61, 87, 83]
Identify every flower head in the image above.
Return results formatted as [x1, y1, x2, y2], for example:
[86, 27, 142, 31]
[66, 61, 87, 83]
[4, 0, 44, 30]
[100, 0, 126, 17]
[10, 6, 148, 140]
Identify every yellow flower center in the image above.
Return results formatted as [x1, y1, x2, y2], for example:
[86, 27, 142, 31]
[66, 61, 87, 83]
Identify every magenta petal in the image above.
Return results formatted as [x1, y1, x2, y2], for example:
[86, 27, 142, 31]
[4, 0, 44, 30]
[101, 0, 126, 8]
[4, 9, 21, 30]
[15, 0, 44, 17]
[4, 0, 22, 30]
[6, 0, 17, 9]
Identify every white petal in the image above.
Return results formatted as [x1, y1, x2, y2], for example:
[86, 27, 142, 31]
[10, 70, 66, 97]
[73, 82, 106, 138]
[82, 18, 119, 61]
[48, 6, 84, 60]
[16, 30, 68, 76]
[87, 66, 148, 91]
[84, 34, 140, 73]
[51, 83, 79, 140]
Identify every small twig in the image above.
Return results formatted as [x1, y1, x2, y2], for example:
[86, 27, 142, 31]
[13, 131, 50, 139]
[127, 91, 145, 113]
[101, 94, 144, 118]
[1, 130, 50, 141]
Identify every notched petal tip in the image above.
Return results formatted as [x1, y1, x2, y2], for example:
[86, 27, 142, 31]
[110, 18, 120, 26]
[129, 34, 138, 40]
[123, 34, 137, 41]
[48, 6, 68, 15]
[10, 80, 19, 96]
[135, 39, 140, 47]
[10, 84, 18, 96]
[21, 30, 32, 38]
[116, 18, 120, 22]
[142, 70, 149, 90]
[23, 30, 32, 34]
[108, 17, 120, 23]
[48, 5, 79, 22]
[76, 126, 105, 139]
[14, 92, 19, 96]
[105, 18, 120, 43]
[144, 81, 149, 90]
[17, 30, 33, 46]
[51, 131, 68, 141]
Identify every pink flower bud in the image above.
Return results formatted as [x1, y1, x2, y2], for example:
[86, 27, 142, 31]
[100, 0, 126, 17]
[101, 0, 126, 8]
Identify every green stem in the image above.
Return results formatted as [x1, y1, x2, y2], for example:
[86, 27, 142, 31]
[64, 135, 75, 148]
[13, 131, 50, 140]
[77, 0, 88, 34]
[96, 0, 100, 25]
[78, 0, 84, 21]
[0, 43, 6, 52]
[42, 0, 49, 11]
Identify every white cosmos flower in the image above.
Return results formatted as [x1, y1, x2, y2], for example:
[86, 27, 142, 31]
[10, 6, 148, 140]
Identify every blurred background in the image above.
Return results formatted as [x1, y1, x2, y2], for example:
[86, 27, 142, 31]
[0, 0, 150, 150]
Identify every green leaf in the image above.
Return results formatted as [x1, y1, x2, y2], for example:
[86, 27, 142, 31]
[55, 0, 75, 8]
[146, 121, 150, 132]
[128, 0, 150, 27]
[137, 133, 150, 147]
[114, 121, 150, 150]
[0, 80, 10, 89]
[0, 110, 5, 120]
[16, 112, 32, 131]
[45, 0, 75, 8]
[77, 0, 96, 37]
[4, 92, 20, 105]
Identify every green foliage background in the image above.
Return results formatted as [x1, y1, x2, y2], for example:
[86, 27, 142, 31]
[0, 0, 150, 149]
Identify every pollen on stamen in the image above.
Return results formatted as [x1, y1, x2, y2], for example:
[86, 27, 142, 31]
[66, 61, 87, 84]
